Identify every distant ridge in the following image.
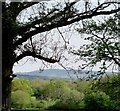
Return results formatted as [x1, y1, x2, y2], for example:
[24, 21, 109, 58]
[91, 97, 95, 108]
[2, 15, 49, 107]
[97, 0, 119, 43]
[15, 69, 113, 80]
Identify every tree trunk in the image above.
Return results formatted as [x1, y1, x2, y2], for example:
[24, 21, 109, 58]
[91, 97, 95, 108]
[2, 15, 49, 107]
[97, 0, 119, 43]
[2, 67, 13, 111]
[2, 12, 15, 110]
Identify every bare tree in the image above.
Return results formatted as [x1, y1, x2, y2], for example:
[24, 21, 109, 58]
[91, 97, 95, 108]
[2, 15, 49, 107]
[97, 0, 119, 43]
[2, 1, 120, 110]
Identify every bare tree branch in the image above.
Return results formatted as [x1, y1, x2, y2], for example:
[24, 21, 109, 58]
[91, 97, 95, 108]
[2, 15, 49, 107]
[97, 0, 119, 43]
[14, 51, 59, 63]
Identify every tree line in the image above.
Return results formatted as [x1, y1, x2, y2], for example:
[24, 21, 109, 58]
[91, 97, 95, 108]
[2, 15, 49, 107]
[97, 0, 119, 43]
[11, 74, 120, 111]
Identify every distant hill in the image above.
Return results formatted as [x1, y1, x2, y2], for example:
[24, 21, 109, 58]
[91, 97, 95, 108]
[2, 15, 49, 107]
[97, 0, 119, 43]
[15, 69, 113, 80]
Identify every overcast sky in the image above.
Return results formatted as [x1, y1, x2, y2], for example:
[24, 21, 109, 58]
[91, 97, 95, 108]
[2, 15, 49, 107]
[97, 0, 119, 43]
[13, 30, 89, 73]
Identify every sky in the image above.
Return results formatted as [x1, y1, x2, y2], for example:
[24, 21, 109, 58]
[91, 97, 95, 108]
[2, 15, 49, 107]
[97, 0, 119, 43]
[13, 30, 90, 73]
[13, 0, 119, 73]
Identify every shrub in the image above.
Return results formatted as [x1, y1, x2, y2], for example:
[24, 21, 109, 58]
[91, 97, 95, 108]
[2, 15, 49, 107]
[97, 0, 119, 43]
[42, 80, 70, 99]
[35, 99, 57, 110]
[30, 79, 49, 100]
[93, 74, 120, 109]
[84, 91, 117, 110]
[12, 79, 33, 95]
[75, 80, 92, 94]
[51, 89, 85, 110]
[11, 90, 36, 109]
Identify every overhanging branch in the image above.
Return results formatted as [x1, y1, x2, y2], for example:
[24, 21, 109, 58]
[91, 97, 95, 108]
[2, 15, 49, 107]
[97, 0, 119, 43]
[13, 2, 120, 48]
[14, 51, 59, 63]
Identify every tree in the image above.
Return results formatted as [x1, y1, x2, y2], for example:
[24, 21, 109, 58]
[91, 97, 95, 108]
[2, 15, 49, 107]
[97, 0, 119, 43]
[84, 91, 116, 110]
[12, 79, 33, 95]
[72, 14, 120, 79]
[11, 90, 34, 109]
[2, 1, 120, 110]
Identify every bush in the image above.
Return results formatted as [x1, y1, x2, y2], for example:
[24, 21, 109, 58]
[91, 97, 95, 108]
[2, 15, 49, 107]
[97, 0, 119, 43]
[51, 89, 85, 110]
[11, 90, 36, 109]
[30, 79, 49, 100]
[35, 99, 57, 110]
[84, 91, 117, 110]
[42, 80, 70, 99]
[75, 80, 92, 94]
[93, 74, 120, 109]
[12, 79, 33, 95]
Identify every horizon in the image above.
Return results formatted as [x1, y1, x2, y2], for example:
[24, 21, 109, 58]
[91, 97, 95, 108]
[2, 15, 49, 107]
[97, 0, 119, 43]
[15, 68, 118, 74]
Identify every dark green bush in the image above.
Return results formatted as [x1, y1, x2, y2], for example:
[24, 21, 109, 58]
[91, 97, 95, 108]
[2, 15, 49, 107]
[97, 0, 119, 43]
[93, 74, 120, 109]
[84, 91, 117, 110]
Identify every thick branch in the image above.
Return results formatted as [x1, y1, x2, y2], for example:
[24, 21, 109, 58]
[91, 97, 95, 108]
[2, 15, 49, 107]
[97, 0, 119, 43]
[16, 2, 76, 35]
[13, 1, 120, 49]
[14, 51, 58, 63]
[14, 6, 120, 48]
